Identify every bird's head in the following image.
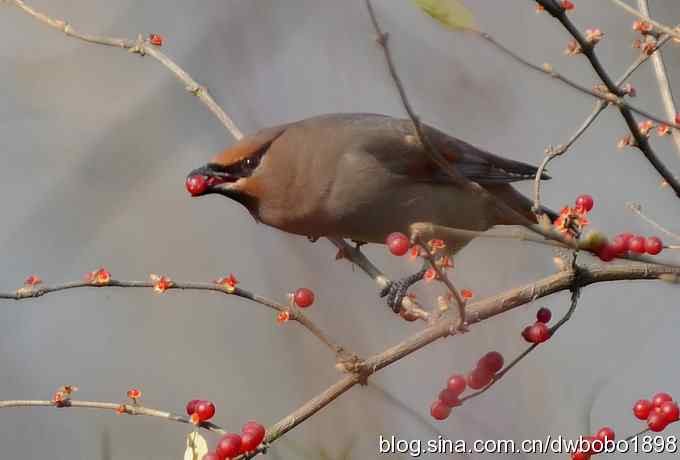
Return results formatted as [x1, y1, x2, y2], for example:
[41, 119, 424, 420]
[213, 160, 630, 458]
[185, 126, 287, 212]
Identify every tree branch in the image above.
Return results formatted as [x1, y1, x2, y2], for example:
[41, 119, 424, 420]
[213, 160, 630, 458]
[534, 0, 680, 199]
[9, 0, 243, 141]
[636, 0, 680, 160]
[0, 399, 228, 435]
[1, 278, 351, 359]
[532, 34, 673, 213]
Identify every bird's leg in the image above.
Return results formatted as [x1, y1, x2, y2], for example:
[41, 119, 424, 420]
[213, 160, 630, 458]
[379, 261, 428, 313]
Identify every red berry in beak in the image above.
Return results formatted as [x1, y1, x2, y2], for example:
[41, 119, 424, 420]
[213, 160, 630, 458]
[186, 175, 208, 196]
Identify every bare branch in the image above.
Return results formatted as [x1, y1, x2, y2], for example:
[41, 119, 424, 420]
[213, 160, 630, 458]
[637, 0, 680, 159]
[1, 278, 350, 358]
[609, 0, 680, 42]
[626, 202, 680, 242]
[534, 0, 680, 199]
[533, 34, 673, 212]
[0, 399, 227, 435]
[9, 0, 243, 140]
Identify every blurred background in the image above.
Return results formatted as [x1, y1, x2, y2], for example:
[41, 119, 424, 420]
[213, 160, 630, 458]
[2, 1, 680, 458]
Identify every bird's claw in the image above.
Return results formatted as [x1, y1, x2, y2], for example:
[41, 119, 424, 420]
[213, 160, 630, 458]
[380, 268, 427, 313]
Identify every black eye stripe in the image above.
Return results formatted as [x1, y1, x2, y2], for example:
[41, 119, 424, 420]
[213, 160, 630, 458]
[207, 140, 272, 177]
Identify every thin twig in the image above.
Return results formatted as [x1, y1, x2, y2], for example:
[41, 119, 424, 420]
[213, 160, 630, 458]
[637, 0, 680, 159]
[532, 34, 672, 212]
[9, 0, 243, 140]
[414, 238, 467, 329]
[364, 0, 468, 187]
[626, 202, 680, 242]
[0, 399, 227, 435]
[461, 284, 581, 402]
[534, 0, 680, 199]
[0, 278, 349, 357]
[609, 0, 680, 42]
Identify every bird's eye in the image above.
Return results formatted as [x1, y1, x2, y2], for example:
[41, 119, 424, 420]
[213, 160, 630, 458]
[242, 156, 260, 170]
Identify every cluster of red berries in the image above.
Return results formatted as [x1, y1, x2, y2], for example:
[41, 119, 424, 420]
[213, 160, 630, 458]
[522, 307, 552, 344]
[587, 231, 664, 262]
[186, 399, 216, 423]
[633, 393, 679, 432]
[430, 351, 504, 421]
[561, 194, 665, 262]
[570, 427, 615, 460]
[203, 421, 266, 460]
[185, 400, 266, 459]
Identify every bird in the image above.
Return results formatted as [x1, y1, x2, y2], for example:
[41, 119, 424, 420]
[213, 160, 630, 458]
[187, 113, 556, 315]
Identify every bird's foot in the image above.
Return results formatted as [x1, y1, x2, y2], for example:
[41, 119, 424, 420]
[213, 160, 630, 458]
[380, 267, 427, 313]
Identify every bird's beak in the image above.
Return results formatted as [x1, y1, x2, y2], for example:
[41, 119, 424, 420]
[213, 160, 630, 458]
[185, 164, 237, 197]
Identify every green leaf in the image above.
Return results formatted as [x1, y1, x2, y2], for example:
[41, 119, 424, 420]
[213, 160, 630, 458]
[184, 432, 208, 460]
[413, 0, 477, 31]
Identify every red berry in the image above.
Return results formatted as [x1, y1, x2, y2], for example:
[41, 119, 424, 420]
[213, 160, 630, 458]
[186, 399, 200, 416]
[293, 288, 315, 308]
[610, 234, 629, 255]
[202, 453, 221, 460]
[629, 236, 646, 254]
[597, 244, 617, 262]
[195, 400, 215, 421]
[659, 401, 679, 423]
[438, 389, 461, 408]
[633, 399, 652, 420]
[241, 421, 266, 449]
[561, 0, 575, 10]
[675, 113, 680, 125]
[524, 322, 551, 344]
[216, 433, 242, 459]
[536, 307, 552, 323]
[446, 374, 467, 396]
[478, 351, 504, 374]
[467, 367, 493, 390]
[596, 426, 615, 443]
[430, 400, 451, 420]
[644, 236, 663, 255]
[652, 392, 673, 407]
[571, 451, 590, 460]
[242, 420, 266, 436]
[241, 429, 264, 453]
[647, 412, 668, 432]
[186, 175, 208, 196]
[575, 194, 594, 212]
[386, 232, 410, 256]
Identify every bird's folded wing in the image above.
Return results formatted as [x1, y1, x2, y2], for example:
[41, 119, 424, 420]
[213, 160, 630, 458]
[425, 126, 550, 185]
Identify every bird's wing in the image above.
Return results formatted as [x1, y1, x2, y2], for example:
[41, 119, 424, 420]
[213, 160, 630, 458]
[424, 126, 549, 185]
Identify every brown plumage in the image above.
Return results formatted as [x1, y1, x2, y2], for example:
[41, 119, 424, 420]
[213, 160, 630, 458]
[188, 113, 554, 254]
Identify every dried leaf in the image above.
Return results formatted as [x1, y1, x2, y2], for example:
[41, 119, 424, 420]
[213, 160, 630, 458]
[413, 0, 476, 31]
[184, 432, 208, 460]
